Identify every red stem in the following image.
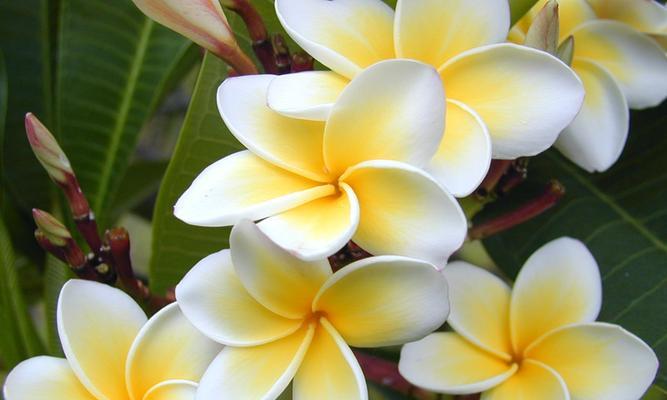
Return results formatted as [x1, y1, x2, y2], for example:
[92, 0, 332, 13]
[476, 160, 513, 197]
[354, 352, 437, 399]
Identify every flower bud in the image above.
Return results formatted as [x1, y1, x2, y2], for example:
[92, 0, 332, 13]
[557, 36, 575, 66]
[25, 113, 73, 184]
[32, 209, 71, 247]
[524, 0, 560, 55]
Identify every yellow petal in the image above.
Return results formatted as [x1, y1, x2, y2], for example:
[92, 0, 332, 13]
[174, 151, 335, 227]
[394, 0, 509, 68]
[3, 356, 96, 400]
[428, 100, 492, 197]
[229, 220, 332, 319]
[323, 60, 445, 177]
[267, 71, 349, 121]
[175, 250, 304, 346]
[341, 160, 466, 265]
[143, 380, 197, 400]
[293, 318, 366, 400]
[57, 280, 147, 400]
[313, 256, 449, 347]
[196, 323, 316, 399]
[510, 237, 601, 356]
[217, 76, 329, 181]
[440, 43, 584, 159]
[126, 304, 222, 400]
[399, 333, 517, 395]
[525, 323, 658, 400]
[442, 262, 513, 361]
[275, 0, 395, 79]
[481, 360, 568, 400]
[572, 20, 667, 108]
[587, 0, 667, 34]
[258, 183, 360, 261]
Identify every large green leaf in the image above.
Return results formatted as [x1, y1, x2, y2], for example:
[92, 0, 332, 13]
[0, 51, 6, 177]
[56, 0, 195, 226]
[481, 102, 667, 388]
[149, 53, 241, 294]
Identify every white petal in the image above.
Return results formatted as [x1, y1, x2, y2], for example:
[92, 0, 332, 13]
[3, 356, 95, 400]
[57, 280, 147, 400]
[586, 0, 667, 34]
[143, 380, 197, 400]
[275, 0, 395, 79]
[556, 59, 629, 172]
[174, 151, 334, 227]
[267, 71, 348, 121]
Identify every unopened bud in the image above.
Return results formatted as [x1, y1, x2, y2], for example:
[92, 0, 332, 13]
[557, 36, 575, 66]
[524, 0, 560, 55]
[25, 113, 73, 184]
[32, 209, 71, 247]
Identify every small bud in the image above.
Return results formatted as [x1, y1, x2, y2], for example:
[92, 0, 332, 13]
[524, 0, 560, 55]
[557, 36, 575, 66]
[25, 113, 73, 184]
[32, 209, 71, 247]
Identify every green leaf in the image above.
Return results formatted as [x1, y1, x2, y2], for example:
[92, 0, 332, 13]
[510, 0, 540, 25]
[481, 102, 667, 388]
[42, 255, 71, 356]
[0, 50, 6, 177]
[149, 53, 242, 294]
[109, 159, 169, 223]
[56, 0, 195, 226]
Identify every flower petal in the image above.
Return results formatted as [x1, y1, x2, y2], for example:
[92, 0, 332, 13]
[522, 0, 596, 40]
[293, 318, 367, 400]
[324, 59, 445, 176]
[126, 303, 222, 400]
[556, 59, 629, 172]
[525, 323, 659, 400]
[3, 356, 96, 400]
[229, 220, 332, 319]
[572, 20, 667, 109]
[427, 100, 492, 197]
[510, 237, 602, 356]
[440, 43, 584, 159]
[196, 323, 315, 400]
[258, 183, 360, 261]
[586, 0, 667, 34]
[482, 359, 569, 400]
[275, 0, 394, 79]
[442, 262, 513, 361]
[174, 151, 335, 227]
[175, 250, 304, 346]
[341, 160, 467, 266]
[399, 332, 517, 395]
[394, 0, 509, 68]
[313, 255, 449, 347]
[217, 75, 329, 181]
[143, 380, 197, 400]
[57, 280, 147, 400]
[267, 71, 348, 121]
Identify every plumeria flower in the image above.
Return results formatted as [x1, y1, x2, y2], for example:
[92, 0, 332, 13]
[176, 220, 450, 399]
[3, 280, 221, 400]
[175, 60, 467, 265]
[399, 237, 659, 399]
[512, 0, 667, 172]
[270, 0, 585, 196]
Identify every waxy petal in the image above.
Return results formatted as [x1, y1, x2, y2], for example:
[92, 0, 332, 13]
[267, 71, 348, 121]
[572, 20, 667, 109]
[442, 262, 513, 361]
[428, 100, 492, 197]
[57, 280, 147, 400]
[275, 0, 395, 79]
[174, 151, 334, 227]
[3, 356, 96, 400]
[482, 360, 569, 400]
[587, 0, 667, 34]
[176, 250, 304, 346]
[293, 319, 367, 400]
[440, 43, 584, 159]
[556, 60, 629, 172]
[143, 380, 197, 400]
[341, 160, 467, 266]
[510, 237, 602, 356]
[217, 75, 329, 181]
[126, 304, 222, 400]
[313, 256, 449, 347]
[399, 333, 517, 395]
[525, 323, 658, 400]
[258, 184, 360, 261]
[394, 0, 509, 68]
[324, 59, 445, 177]
[230, 220, 332, 319]
[196, 323, 315, 400]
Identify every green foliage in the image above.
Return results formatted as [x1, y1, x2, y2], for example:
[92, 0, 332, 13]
[481, 102, 667, 388]
[509, 0, 540, 25]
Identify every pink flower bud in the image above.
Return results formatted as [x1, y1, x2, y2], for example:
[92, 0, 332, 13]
[25, 113, 73, 185]
[32, 209, 72, 247]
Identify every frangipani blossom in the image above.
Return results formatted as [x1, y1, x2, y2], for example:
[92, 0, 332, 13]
[3, 280, 221, 400]
[271, 0, 585, 196]
[176, 220, 450, 400]
[175, 60, 467, 265]
[399, 237, 659, 399]
[513, 0, 667, 172]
